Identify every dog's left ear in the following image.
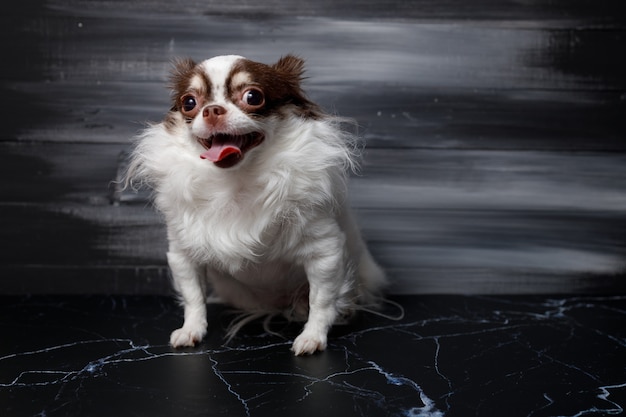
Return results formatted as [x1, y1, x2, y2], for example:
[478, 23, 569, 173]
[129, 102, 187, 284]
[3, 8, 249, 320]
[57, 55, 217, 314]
[272, 55, 306, 84]
[270, 55, 320, 117]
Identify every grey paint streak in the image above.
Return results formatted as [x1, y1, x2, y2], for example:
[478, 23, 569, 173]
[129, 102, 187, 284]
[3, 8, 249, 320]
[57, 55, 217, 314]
[2, 141, 623, 294]
[10, 8, 624, 147]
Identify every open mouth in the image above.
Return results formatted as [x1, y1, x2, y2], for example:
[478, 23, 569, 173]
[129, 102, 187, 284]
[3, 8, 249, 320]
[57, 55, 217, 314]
[197, 132, 264, 169]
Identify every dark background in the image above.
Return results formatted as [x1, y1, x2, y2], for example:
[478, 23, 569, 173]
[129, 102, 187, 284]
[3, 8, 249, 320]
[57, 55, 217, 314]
[1, 0, 625, 295]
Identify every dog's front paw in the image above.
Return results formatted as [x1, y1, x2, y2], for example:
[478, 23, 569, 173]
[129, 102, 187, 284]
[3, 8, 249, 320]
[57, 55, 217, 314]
[291, 331, 327, 356]
[170, 326, 206, 348]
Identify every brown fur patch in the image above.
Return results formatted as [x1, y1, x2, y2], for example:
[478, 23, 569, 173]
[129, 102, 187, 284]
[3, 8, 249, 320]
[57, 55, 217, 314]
[227, 55, 322, 119]
[169, 58, 196, 110]
[169, 58, 212, 113]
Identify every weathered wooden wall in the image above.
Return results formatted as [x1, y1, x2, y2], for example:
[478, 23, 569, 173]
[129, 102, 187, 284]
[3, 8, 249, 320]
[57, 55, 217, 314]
[1, 0, 624, 294]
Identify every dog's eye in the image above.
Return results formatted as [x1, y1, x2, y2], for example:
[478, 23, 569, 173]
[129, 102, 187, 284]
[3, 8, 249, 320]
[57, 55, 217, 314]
[241, 88, 265, 109]
[181, 95, 198, 114]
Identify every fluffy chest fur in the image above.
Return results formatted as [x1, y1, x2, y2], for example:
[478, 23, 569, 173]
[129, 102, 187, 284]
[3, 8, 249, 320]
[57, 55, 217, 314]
[133, 115, 352, 273]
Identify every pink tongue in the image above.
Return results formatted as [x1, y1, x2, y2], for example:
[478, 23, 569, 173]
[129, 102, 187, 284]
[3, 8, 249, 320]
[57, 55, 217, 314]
[200, 144, 242, 162]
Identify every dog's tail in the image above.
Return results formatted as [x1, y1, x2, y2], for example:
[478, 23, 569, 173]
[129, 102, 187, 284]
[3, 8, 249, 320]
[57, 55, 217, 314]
[221, 294, 404, 345]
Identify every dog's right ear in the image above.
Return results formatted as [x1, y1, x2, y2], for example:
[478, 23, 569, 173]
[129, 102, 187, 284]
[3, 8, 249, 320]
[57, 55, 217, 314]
[169, 58, 197, 109]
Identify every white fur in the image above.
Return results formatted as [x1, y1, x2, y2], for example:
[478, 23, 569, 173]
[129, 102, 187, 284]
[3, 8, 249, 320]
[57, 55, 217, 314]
[128, 56, 386, 355]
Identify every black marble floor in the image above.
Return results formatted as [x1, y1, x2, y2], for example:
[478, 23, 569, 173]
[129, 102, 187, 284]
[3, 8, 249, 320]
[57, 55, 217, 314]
[1, 295, 625, 417]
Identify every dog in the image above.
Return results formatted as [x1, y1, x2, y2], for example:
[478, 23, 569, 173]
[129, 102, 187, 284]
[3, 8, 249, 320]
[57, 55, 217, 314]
[127, 54, 386, 355]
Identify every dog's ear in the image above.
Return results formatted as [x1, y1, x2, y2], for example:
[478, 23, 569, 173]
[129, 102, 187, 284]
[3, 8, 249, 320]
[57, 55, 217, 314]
[169, 58, 197, 109]
[269, 55, 321, 118]
[170, 58, 196, 83]
[272, 55, 306, 83]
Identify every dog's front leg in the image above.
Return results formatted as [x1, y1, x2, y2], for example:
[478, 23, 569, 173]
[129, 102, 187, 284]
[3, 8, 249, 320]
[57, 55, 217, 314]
[167, 250, 207, 347]
[292, 223, 346, 356]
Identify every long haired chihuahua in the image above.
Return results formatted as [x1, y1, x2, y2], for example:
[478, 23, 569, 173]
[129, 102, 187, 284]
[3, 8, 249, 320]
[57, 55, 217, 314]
[127, 55, 386, 355]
